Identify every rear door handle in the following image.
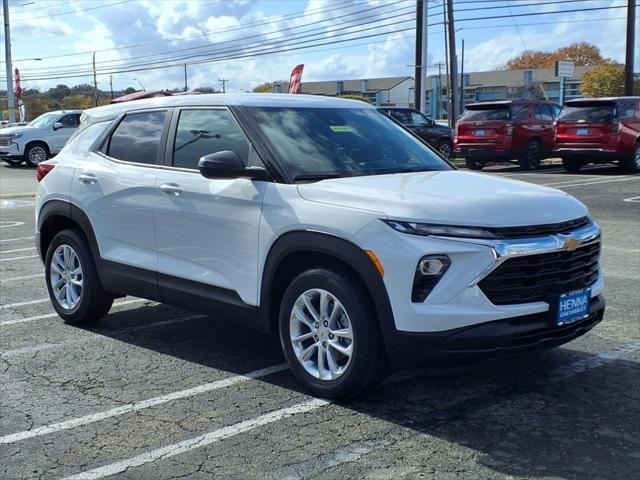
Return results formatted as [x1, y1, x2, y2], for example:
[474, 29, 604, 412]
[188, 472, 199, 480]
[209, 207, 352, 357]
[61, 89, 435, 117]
[78, 173, 98, 184]
[160, 183, 183, 196]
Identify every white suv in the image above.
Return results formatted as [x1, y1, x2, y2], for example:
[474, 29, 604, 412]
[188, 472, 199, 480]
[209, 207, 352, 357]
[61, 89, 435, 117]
[35, 95, 604, 398]
[0, 110, 82, 166]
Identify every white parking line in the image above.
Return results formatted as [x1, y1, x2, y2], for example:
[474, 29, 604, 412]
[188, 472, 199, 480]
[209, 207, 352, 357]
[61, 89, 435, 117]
[0, 246, 36, 254]
[0, 299, 147, 326]
[59, 339, 640, 480]
[0, 254, 39, 262]
[0, 273, 43, 283]
[543, 177, 640, 188]
[1, 298, 50, 309]
[1, 313, 208, 357]
[61, 398, 327, 480]
[0, 236, 34, 243]
[0, 363, 288, 444]
[623, 196, 640, 203]
[0, 220, 25, 228]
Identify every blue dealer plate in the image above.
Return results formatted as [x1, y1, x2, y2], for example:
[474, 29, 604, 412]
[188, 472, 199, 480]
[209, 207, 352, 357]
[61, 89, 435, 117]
[576, 127, 588, 136]
[557, 288, 591, 326]
[474, 129, 486, 136]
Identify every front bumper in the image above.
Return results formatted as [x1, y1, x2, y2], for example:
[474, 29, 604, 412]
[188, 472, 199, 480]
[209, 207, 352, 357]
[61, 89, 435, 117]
[386, 295, 605, 367]
[0, 142, 23, 159]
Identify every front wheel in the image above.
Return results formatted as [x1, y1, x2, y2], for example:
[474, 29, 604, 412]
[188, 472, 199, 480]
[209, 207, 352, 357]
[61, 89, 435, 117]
[519, 140, 543, 170]
[620, 144, 640, 173]
[279, 266, 386, 399]
[45, 229, 114, 325]
[25, 142, 50, 167]
[438, 140, 453, 159]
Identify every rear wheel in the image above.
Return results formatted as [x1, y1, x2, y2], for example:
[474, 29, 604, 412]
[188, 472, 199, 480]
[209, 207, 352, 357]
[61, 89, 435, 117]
[25, 142, 49, 167]
[519, 140, 543, 170]
[465, 158, 484, 170]
[279, 266, 386, 399]
[45, 229, 114, 325]
[438, 140, 453, 159]
[620, 143, 640, 173]
[562, 157, 583, 172]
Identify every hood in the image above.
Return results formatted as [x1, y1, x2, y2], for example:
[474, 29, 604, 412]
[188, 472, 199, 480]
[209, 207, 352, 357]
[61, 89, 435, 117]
[0, 126, 34, 135]
[297, 171, 587, 227]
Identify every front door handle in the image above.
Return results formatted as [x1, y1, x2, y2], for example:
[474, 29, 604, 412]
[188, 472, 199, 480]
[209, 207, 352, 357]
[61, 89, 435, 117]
[78, 173, 98, 184]
[160, 183, 183, 196]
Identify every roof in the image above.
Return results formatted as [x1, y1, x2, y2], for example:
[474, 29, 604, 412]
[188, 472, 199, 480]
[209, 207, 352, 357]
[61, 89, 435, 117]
[565, 96, 640, 104]
[299, 76, 412, 95]
[86, 93, 375, 121]
[110, 90, 172, 104]
[465, 100, 554, 108]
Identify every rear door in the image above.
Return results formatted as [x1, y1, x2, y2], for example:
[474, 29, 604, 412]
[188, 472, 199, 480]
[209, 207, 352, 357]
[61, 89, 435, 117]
[532, 104, 555, 150]
[72, 109, 170, 287]
[153, 107, 267, 307]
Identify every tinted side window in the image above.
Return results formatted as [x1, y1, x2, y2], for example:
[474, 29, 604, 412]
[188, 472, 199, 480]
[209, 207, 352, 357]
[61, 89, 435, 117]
[389, 110, 409, 124]
[511, 105, 529, 121]
[59, 114, 80, 128]
[108, 111, 167, 165]
[172, 109, 250, 170]
[617, 102, 635, 119]
[551, 104, 562, 118]
[533, 104, 553, 121]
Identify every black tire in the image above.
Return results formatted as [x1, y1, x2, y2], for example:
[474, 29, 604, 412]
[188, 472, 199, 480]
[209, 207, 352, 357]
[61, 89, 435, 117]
[24, 142, 50, 167]
[3, 158, 23, 167]
[45, 229, 114, 325]
[438, 140, 453, 159]
[465, 158, 484, 170]
[562, 157, 583, 172]
[278, 266, 386, 399]
[518, 140, 543, 170]
[620, 143, 640, 173]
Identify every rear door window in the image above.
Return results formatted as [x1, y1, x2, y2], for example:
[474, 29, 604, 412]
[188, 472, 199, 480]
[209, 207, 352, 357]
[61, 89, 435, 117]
[459, 106, 510, 121]
[511, 105, 529, 121]
[107, 110, 167, 165]
[533, 104, 553, 121]
[617, 102, 635, 119]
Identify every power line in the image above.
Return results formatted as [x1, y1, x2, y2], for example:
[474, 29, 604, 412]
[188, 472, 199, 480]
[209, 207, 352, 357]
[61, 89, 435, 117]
[11, 0, 137, 22]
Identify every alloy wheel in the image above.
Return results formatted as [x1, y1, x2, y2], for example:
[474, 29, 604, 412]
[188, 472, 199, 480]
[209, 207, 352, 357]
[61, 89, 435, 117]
[635, 145, 640, 169]
[50, 244, 83, 310]
[289, 288, 354, 381]
[527, 142, 542, 169]
[439, 142, 452, 159]
[28, 146, 47, 164]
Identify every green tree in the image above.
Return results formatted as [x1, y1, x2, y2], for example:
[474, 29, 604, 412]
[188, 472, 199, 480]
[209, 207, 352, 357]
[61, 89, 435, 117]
[338, 94, 371, 103]
[60, 95, 94, 110]
[252, 82, 274, 93]
[580, 63, 625, 97]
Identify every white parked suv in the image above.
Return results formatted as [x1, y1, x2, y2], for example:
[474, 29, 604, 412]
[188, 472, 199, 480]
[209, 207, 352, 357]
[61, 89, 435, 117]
[35, 95, 605, 398]
[0, 110, 82, 166]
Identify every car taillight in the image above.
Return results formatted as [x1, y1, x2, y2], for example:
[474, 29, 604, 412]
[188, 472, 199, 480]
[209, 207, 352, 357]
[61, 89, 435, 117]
[505, 124, 514, 136]
[36, 160, 56, 182]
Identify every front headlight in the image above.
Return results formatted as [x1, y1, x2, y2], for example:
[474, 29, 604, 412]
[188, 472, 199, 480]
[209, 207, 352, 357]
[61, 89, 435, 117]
[9, 132, 23, 139]
[384, 220, 500, 239]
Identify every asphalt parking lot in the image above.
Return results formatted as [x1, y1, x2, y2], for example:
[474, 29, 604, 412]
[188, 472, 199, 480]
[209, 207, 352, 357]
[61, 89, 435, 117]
[1, 163, 639, 480]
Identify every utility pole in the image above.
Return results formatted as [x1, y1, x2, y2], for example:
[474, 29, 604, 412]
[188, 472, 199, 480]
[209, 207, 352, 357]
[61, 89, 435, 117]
[442, 2, 450, 123]
[219, 78, 228, 93]
[419, 0, 428, 113]
[446, 0, 458, 126]
[109, 74, 113, 100]
[3, 0, 16, 122]
[459, 38, 465, 116]
[92, 52, 98, 107]
[184, 64, 188, 92]
[414, 0, 423, 111]
[624, 0, 636, 96]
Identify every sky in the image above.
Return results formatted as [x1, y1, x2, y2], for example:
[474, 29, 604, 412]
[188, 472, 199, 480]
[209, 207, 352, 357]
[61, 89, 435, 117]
[0, 0, 636, 94]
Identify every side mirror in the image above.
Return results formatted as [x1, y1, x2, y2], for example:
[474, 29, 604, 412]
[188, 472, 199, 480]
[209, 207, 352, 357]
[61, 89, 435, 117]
[198, 150, 270, 181]
[53, 122, 64, 131]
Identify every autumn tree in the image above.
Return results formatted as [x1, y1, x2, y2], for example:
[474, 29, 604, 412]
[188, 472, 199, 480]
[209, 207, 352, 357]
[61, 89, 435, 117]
[60, 95, 94, 110]
[504, 42, 609, 70]
[581, 63, 625, 97]
[253, 82, 274, 93]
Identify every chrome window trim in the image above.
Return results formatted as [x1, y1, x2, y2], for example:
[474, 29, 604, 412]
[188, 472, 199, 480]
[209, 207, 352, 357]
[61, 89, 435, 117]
[432, 221, 601, 287]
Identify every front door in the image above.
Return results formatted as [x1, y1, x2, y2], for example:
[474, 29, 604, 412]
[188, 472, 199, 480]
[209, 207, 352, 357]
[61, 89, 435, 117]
[154, 108, 267, 307]
[49, 113, 81, 153]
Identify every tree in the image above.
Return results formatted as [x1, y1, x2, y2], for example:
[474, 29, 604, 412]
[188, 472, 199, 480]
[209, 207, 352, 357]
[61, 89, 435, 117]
[123, 87, 137, 95]
[338, 94, 371, 103]
[580, 63, 625, 97]
[60, 95, 94, 110]
[252, 82, 274, 93]
[193, 86, 218, 94]
[47, 84, 71, 100]
[504, 42, 609, 70]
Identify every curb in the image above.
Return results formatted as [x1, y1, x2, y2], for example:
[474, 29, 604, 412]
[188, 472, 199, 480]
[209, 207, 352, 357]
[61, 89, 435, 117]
[0, 192, 36, 200]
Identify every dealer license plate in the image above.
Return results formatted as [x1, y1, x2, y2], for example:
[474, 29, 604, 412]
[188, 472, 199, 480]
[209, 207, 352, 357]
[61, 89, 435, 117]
[474, 129, 486, 136]
[557, 288, 591, 326]
[576, 128, 588, 136]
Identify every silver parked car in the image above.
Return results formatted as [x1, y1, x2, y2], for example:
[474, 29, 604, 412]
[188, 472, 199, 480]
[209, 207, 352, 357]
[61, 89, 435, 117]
[0, 110, 82, 166]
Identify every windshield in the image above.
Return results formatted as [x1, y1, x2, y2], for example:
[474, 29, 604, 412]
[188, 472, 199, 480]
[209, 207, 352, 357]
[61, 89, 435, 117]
[460, 106, 510, 121]
[557, 104, 616, 122]
[28, 112, 60, 128]
[246, 107, 450, 180]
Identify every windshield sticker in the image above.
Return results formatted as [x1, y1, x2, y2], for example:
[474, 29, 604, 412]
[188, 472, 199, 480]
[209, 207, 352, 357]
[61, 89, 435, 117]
[329, 125, 353, 133]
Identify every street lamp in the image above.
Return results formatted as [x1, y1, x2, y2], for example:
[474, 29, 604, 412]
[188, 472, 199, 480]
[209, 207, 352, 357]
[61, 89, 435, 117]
[133, 78, 145, 91]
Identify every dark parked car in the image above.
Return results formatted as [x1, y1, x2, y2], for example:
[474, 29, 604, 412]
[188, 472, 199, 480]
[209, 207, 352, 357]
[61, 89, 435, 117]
[380, 108, 453, 158]
[554, 97, 640, 173]
[454, 100, 561, 170]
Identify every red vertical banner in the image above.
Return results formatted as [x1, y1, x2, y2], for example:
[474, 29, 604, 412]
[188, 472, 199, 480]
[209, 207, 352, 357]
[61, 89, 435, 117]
[288, 64, 304, 94]
[14, 68, 22, 100]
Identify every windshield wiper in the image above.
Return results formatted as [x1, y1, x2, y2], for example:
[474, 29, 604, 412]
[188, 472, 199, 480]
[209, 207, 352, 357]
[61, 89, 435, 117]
[293, 173, 343, 182]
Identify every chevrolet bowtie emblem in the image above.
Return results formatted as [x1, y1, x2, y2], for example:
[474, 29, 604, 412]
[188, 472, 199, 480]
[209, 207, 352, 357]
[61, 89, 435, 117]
[563, 237, 581, 251]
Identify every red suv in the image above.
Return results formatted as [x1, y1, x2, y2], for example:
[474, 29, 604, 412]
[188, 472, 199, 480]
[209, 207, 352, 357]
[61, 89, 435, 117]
[454, 100, 561, 170]
[554, 97, 640, 173]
